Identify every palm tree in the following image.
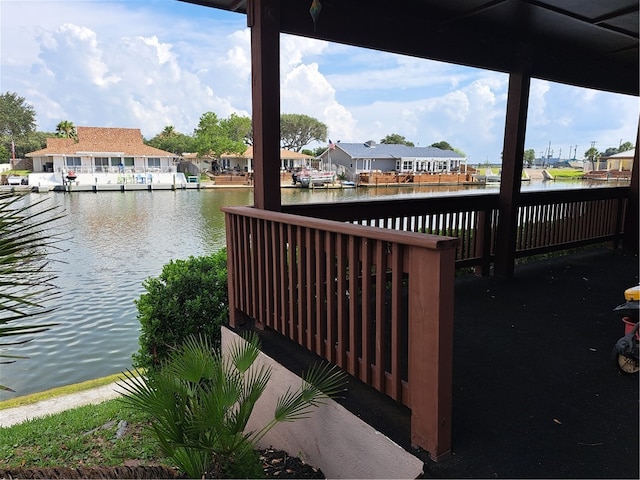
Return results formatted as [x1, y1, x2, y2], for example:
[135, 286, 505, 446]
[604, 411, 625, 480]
[160, 125, 176, 138]
[118, 333, 346, 478]
[55, 120, 77, 140]
[0, 191, 65, 392]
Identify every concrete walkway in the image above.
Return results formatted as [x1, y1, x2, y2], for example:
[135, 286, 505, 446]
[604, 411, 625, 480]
[0, 382, 121, 428]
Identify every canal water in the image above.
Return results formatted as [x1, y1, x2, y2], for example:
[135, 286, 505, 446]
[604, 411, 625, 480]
[0, 180, 619, 399]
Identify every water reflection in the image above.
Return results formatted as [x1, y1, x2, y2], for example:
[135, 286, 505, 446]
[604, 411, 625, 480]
[1, 190, 252, 399]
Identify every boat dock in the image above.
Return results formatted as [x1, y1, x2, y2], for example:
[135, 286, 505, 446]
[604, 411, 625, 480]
[24, 170, 200, 193]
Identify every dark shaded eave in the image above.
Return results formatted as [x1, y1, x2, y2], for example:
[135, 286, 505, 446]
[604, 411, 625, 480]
[180, 0, 638, 97]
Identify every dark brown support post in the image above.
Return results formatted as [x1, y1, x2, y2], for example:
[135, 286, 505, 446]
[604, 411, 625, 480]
[248, 0, 281, 211]
[495, 69, 531, 277]
[407, 244, 456, 461]
[622, 125, 639, 252]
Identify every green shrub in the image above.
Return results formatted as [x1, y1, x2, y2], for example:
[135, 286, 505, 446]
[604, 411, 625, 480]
[132, 249, 228, 371]
[119, 333, 346, 479]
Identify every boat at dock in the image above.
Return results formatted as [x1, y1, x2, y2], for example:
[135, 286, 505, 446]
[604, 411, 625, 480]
[26, 169, 194, 192]
[295, 169, 336, 188]
[484, 167, 501, 183]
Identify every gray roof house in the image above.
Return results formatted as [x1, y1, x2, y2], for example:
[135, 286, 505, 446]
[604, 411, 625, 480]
[318, 142, 467, 179]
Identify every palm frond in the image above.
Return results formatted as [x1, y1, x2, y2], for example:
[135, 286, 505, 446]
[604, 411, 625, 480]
[275, 362, 346, 422]
[301, 361, 348, 400]
[0, 191, 66, 392]
[228, 362, 271, 434]
[163, 334, 216, 383]
[0, 324, 56, 337]
[228, 330, 261, 373]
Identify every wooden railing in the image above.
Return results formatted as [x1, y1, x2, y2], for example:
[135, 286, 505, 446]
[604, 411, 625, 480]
[283, 193, 498, 271]
[515, 188, 628, 255]
[222, 186, 629, 461]
[222, 206, 459, 461]
[283, 186, 629, 270]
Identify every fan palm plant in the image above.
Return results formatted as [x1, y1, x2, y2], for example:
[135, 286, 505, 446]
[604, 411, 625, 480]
[118, 332, 347, 478]
[0, 191, 65, 392]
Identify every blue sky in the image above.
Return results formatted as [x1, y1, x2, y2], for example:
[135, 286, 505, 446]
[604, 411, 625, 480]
[1, 0, 638, 163]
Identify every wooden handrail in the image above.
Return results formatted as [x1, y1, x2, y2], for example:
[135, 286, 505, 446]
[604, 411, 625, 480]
[223, 206, 459, 460]
[282, 186, 629, 269]
[222, 205, 460, 250]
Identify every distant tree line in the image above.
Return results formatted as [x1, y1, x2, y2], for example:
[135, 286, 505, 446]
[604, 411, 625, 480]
[2, 90, 633, 165]
[521, 141, 635, 167]
[0, 92, 334, 163]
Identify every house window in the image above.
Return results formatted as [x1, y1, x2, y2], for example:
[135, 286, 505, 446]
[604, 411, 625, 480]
[123, 157, 134, 167]
[147, 157, 161, 168]
[110, 157, 122, 167]
[94, 157, 109, 172]
[65, 156, 81, 167]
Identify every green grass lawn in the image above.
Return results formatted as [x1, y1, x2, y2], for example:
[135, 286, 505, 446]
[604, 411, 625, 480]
[1, 169, 30, 176]
[546, 168, 584, 178]
[0, 399, 165, 469]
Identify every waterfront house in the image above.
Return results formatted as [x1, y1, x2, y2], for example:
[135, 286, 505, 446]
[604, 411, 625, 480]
[221, 146, 314, 173]
[25, 126, 183, 189]
[183, 146, 313, 174]
[604, 149, 635, 172]
[318, 141, 466, 178]
[26, 126, 177, 174]
[583, 148, 636, 181]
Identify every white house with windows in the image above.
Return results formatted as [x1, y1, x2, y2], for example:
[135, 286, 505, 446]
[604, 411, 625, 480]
[220, 146, 314, 173]
[317, 141, 467, 179]
[26, 126, 180, 187]
[27, 126, 177, 173]
[182, 146, 313, 174]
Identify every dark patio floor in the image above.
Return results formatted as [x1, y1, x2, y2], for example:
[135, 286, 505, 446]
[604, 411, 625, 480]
[254, 247, 639, 479]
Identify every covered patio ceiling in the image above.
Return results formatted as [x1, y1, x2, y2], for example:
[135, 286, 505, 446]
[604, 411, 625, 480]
[183, 0, 639, 96]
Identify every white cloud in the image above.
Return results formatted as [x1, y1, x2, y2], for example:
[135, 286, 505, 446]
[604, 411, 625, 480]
[0, 0, 637, 160]
[343, 74, 508, 159]
[525, 80, 639, 158]
[281, 34, 328, 68]
[528, 80, 551, 127]
[140, 36, 174, 65]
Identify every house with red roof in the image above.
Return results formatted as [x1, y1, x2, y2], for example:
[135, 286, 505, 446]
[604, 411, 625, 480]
[25, 127, 187, 190]
[26, 126, 177, 174]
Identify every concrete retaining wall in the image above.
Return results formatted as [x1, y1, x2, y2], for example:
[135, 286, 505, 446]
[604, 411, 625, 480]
[222, 327, 423, 479]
